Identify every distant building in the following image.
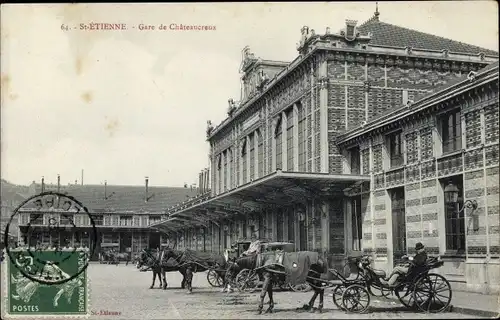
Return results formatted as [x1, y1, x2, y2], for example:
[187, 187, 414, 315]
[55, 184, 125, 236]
[152, 8, 499, 294]
[15, 178, 200, 260]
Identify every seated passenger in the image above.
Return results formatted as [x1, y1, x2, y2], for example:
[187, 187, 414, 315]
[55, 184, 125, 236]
[380, 242, 427, 287]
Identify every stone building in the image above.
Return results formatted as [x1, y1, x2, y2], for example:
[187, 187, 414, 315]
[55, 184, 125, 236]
[15, 178, 199, 260]
[151, 10, 498, 293]
[336, 62, 499, 294]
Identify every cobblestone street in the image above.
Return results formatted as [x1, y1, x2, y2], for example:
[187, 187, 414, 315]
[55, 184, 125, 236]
[86, 264, 480, 319]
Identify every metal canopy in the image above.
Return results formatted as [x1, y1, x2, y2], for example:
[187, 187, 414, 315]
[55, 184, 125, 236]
[150, 170, 369, 231]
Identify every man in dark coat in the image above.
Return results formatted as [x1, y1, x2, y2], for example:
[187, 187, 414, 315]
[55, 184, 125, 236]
[381, 242, 428, 287]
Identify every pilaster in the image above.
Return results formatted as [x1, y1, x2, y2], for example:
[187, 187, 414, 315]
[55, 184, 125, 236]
[319, 57, 329, 173]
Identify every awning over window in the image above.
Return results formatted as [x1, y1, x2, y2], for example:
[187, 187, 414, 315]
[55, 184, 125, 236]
[150, 170, 369, 232]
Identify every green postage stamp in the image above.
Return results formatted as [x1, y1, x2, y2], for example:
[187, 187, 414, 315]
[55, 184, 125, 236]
[3, 248, 90, 318]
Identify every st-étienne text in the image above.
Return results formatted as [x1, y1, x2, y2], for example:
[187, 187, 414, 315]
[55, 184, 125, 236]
[80, 23, 127, 30]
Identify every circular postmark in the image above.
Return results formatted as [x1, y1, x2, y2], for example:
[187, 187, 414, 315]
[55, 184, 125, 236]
[4, 192, 97, 285]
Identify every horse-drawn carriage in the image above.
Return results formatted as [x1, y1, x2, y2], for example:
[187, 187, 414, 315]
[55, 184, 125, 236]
[233, 241, 312, 292]
[99, 243, 130, 265]
[320, 254, 452, 313]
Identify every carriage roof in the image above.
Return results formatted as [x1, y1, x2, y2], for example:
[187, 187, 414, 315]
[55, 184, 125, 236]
[101, 243, 119, 248]
[261, 242, 295, 252]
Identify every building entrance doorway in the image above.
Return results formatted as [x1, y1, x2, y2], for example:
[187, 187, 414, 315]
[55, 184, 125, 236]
[121, 232, 132, 252]
[390, 187, 406, 266]
[149, 232, 161, 249]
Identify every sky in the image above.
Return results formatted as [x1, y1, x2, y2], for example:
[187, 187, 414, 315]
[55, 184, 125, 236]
[1, 2, 498, 187]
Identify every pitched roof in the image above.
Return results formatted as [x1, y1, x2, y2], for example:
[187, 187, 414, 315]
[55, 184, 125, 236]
[337, 61, 499, 145]
[358, 16, 498, 56]
[29, 184, 199, 214]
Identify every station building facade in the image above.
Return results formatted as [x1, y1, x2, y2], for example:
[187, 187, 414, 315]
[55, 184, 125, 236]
[151, 11, 499, 293]
[14, 178, 200, 260]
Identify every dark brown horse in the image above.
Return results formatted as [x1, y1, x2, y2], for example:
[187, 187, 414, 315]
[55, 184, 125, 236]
[137, 248, 187, 289]
[161, 248, 227, 293]
[227, 251, 330, 314]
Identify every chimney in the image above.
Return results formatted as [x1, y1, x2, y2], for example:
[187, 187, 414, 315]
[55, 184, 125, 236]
[205, 168, 210, 192]
[75, 179, 77, 185]
[145, 177, 149, 202]
[402, 90, 409, 105]
[57, 174, 60, 192]
[104, 180, 107, 199]
[41, 176, 45, 193]
[81, 169, 84, 186]
[199, 171, 203, 194]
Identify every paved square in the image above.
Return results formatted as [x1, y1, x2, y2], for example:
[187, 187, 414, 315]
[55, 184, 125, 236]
[76, 263, 479, 319]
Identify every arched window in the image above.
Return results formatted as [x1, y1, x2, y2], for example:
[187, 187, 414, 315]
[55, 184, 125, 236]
[249, 133, 255, 181]
[297, 102, 306, 171]
[241, 138, 248, 184]
[275, 115, 283, 170]
[257, 130, 264, 178]
[286, 108, 294, 171]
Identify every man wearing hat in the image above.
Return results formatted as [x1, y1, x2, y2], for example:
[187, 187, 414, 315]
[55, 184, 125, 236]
[381, 242, 427, 287]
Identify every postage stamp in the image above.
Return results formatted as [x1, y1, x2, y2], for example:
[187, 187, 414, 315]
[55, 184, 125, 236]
[5, 249, 89, 317]
[2, 192, 97, 318]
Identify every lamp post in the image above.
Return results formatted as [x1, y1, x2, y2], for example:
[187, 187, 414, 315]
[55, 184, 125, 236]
[443, 181, 478, 213]
[444, 181, 479, 231]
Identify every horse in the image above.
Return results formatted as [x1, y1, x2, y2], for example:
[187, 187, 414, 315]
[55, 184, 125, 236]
[227, 251, 330, 314]
[137, 248, 187, 290]
[161, 248, 227, 293]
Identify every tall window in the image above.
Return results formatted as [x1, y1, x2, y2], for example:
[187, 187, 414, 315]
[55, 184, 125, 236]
[276, 209, 284, 242]
[257, 130, 264, 178]
[298, 103, 306, 171]
[249, 133, 255, 181]
[217, 156, 222, 193]
[444, 175, 465, 252]
[286, 109, 294, 171]
[388, 131, 403, 167]
[230, 149, 235, 189]
[223, 150, 228, 191]
[350, 147, 361, 175]
[441, 109, 462, 154]
[92, 215, 103, 226]
[351, 196, 362, 251]
[351, 196, 363, 251]
[275, 116, 283, 170]
[241, 140, 248, 184]
[120, 215, 133, 226]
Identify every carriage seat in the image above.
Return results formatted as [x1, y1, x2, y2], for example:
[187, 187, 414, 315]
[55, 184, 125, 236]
[371, 268, 387, 278]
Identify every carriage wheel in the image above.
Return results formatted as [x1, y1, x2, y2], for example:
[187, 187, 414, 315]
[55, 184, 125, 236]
[332, 285, 346, 310]
[207, 269, 224, 288]
[341, 284, 371, 313]
[413, 273, 452, 313]
[289, 282, 312, 292]
[395, 284, 416, 308]
[236, 269, 260, 293]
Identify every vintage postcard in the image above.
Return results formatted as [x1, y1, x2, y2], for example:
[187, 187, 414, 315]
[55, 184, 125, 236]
[1, 2, 499, 319]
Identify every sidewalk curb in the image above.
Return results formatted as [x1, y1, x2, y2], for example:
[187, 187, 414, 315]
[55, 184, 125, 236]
[372, 295, 499, 318]
[449, 306, 499, 319]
